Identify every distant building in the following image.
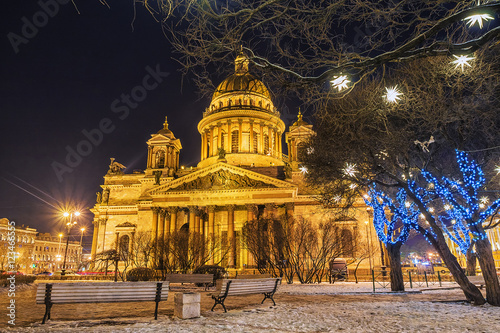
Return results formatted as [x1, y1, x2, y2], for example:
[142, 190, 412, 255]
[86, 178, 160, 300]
[0, 218, 82, 274]
[444, 223, 500, 270]
[33, 233, 82, 273]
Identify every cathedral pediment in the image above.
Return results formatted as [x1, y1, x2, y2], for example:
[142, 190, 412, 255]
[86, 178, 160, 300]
[149, 162, 295, 195]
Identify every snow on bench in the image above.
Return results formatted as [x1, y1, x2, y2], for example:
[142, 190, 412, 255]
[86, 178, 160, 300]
[36, 281, 169, 324]
[210, 278, 281, 312]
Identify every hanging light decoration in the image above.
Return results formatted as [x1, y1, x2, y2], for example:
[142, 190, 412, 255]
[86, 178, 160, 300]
[330, 75, 350, 91]
[383, 86, 403, 103]
[451, 55, 474, 71]
[299, 166, 308, 174]
[463, 1, 494, 29]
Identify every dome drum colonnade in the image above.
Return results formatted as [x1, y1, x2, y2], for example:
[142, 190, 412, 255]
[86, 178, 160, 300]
[197, 52, 286, 169]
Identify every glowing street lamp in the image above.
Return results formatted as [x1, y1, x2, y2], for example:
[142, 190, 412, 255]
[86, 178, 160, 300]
[61, 211, 80, 276]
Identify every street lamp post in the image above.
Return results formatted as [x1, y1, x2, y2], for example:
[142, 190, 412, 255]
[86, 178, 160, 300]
[365, 220, 373, 273]
[61, 211, 80, 276]
[79, 227, 85, 268]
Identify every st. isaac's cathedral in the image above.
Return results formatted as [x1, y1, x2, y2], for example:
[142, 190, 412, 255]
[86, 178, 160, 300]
[90, 52, 380, 271]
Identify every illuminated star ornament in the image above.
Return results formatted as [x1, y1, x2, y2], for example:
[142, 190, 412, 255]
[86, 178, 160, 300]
[330, 75, 350, 91]
[343, 163, 357, 177]
[451, 55, 474, 71]
[383, 86, 403, 103]
[464, 13, 494, 28]
[299, 166, 308, 174]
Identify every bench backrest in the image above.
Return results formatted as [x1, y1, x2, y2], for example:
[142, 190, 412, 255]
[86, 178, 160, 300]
[36, 281, 169, 304]
[237, 274, 272, 279]
[165, 273, 213, 284]
[216, 278, 281, 297]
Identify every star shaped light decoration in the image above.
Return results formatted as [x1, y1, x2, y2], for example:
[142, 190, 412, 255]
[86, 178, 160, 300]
[464, 13, 494, 28]
[383, 86, 403, 103]
[451, 55, 474, 71]
[299, 166, 308, 174]
[342, 163, 357, 177]
[330, 75, 350, 91]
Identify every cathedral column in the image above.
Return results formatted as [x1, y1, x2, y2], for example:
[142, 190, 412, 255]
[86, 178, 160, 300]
[249, 120, 254, 153]
[259, 122, 264, 154]
[151, 207, 160, 243]
[209, 126, 214, 157]
[194, 207, 201, 233]
[264, 203, 276, 219]
[275, 130, 280, 157]
[169, 207, 178, 233]
[268, 126, 273, 156]
[114, 232, 120, 251]
[217, 122, 222, 150]
[147, 146, 153, 168]
[227, 205, 236, 267]
[158, 209, 166, 243]
[226, 121, 231, 152]
[189, 206, 196, 233]
[201, 131, 206, 161]
[246, 204, 258, 268]
[208, 205, 215, 265]
[164, 210, 171, 239]
[100, 218, 107, 253]
[90, 220, 99, 261]
[285, 202, 295, 222]
[238, 120, 243, 153]
[278, 131, 282, 156]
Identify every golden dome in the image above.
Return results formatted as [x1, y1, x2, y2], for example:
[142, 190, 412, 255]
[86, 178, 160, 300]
[212, 51, 271, 100]
[212, 73, 271, 100]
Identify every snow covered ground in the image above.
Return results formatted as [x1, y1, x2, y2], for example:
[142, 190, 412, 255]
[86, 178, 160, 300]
[2, 282, 499, 332]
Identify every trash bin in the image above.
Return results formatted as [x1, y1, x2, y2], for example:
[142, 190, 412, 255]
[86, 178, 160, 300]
[174, 292, 201, 319]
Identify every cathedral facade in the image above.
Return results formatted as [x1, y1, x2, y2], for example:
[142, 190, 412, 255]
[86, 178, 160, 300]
[90, 53, 378, 272]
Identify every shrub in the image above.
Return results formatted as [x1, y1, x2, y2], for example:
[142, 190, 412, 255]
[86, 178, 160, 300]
[0, 274, 36, 287]
[126, 267, 156, 281]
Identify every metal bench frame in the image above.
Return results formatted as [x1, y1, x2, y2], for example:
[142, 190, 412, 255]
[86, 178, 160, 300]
[37, 281, 169, 324]
[211, 278, 281, 312]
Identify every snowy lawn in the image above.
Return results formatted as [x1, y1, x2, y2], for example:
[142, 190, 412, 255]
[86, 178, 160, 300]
[2, 281, 499, 332]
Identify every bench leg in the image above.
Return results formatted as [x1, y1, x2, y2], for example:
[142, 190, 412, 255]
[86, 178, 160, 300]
[261, 292, 276, 306]
[42, 303, 52, 324]
[154, 301, 159, 320]
[211, 296, 227, 313]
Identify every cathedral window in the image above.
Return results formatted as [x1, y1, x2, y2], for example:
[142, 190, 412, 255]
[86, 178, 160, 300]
[259, 100, 263, 108]
[231, 130, 239, 153]
[228, 99, 232, 107]
[119, 235, 130, 261]
[156, 150, 166, 168]
[264, 134, 269, 154]
[219, 101, 223, 108]
[341, 229, 354, 257]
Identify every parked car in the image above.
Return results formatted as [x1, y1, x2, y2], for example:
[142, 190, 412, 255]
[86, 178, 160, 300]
[35, 271, 53, 276]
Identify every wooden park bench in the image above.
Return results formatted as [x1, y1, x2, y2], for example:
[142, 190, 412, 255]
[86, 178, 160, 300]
[236, 273, 272, 279]
[211, 278, 281, 312]
[164, 273, 214, 290]
[36, 281, 169, 324]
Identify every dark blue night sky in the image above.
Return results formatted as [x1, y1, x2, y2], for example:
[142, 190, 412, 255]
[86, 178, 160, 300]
[0, 1, 207, 247]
